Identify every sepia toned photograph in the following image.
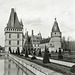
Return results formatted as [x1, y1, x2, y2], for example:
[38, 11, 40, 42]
[0, 0, 75, 75]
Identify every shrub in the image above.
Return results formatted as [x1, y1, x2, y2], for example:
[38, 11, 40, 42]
[9, 47, 12, 53]
[17, 47, 20, 55]
[70, 65, 75, 73]
[16, 50, 18, 54]
[58, 55, 63, 59]
[31, 56, 36, 60]
[56, 50, 57, 53]
[38, 49, 42, 56]
[25, 48, 28, 58]
[13, 50, 14, 54]
[58, 49, 63, 59]
[43, 45, 50, 63]
[33, 50, 36, 55]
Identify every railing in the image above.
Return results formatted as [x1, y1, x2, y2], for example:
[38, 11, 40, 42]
[9, 54, 48, 75]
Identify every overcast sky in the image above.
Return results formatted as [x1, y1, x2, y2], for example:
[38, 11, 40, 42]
[0, 0, 75, 46]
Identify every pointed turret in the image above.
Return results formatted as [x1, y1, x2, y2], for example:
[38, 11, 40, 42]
[52, 18, 60, 32]
[20, 19, 23, 28]
[4, 8, 23, 53]
[50, 18, 62, 52]
[7, 8, 23, 29]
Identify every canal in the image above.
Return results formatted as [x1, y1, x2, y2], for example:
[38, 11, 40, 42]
[0, 54, 64, 75]
[0, 58, 26, 75]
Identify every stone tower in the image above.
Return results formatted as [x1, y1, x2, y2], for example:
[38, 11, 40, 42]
[50, 18, 62, 52]
[4, 8, 23, 53]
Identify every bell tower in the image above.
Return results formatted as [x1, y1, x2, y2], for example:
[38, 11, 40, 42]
[50, 18, 62, 52]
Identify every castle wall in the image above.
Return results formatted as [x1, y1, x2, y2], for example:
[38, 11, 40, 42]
[5, 31, 23, 53]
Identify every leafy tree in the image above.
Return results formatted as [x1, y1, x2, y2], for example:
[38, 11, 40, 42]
[43, 45, 50, 63]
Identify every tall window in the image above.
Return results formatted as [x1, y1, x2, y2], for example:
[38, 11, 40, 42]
[17, 34, 19, 38]
[9, 34, 11, 38]
[9, 41, 11, 45]
[38, 44, 39, 47]
[17, 41, 19, 45]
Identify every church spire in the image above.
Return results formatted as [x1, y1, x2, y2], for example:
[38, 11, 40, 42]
[52, 18, 60, 32]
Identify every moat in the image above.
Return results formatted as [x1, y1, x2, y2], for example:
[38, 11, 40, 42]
[0, 58, 26, 75]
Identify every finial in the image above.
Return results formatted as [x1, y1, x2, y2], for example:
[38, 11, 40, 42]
[11, 8, 14, 11]
[55, 18, 56, 21]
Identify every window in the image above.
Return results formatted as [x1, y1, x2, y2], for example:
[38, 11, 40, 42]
[34, 44, 36, 47]
[17, 34, 19, 38]
[9, 41, 11, 45]
[9, 34, 11, 38]
[38, 44, 39, 47]
[17, 41, 19, 45]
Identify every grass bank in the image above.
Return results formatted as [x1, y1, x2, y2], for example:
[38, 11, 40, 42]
[13, 54, 75, 75]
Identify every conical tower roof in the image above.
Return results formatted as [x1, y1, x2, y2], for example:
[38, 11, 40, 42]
[7, 8, 23, 29]
[52, 18, 60, 32]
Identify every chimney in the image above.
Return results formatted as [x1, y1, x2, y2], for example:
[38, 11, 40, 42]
[32, 30, 34, 36]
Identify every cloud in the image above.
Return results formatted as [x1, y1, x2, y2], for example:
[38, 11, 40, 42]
[24, 18, 43, 26]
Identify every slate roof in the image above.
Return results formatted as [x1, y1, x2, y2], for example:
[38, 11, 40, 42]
[52, 18, 60, 32]
[7, 8, 23, 29]
[40, 38, 50, 44]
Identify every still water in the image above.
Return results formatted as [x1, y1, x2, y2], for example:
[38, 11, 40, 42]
[0, 58, 26, 75]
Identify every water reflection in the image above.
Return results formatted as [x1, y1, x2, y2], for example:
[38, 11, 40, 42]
[4, 58, 26, 75]
[0, 60, 4, 75]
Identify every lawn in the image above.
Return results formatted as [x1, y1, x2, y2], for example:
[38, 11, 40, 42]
[13, 54, 75, 75]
